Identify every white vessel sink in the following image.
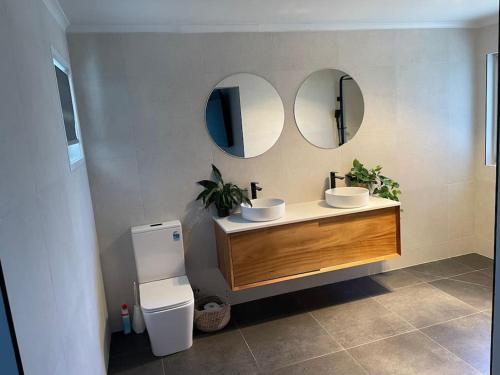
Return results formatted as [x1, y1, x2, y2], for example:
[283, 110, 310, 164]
[241, 198, 286, 222]
[325, 187, 369, 208]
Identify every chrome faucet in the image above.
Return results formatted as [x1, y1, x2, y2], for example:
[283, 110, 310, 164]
[329, 172, 344, 189]
[250, 182, 262, 199]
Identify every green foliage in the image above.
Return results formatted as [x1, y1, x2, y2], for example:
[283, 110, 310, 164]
[373, 175, 401, 202]
[346, 159, 402, 203]
[196, 165, 251, 214]
[346, 159, 379, 186]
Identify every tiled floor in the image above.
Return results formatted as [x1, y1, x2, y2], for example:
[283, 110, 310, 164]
[108, 253, 493, 375]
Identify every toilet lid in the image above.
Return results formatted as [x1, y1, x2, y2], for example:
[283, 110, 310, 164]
[139, 276, 193, 313]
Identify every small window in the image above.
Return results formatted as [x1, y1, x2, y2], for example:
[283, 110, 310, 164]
[485, 52, 498, 166]
[52, 52, 84, 169]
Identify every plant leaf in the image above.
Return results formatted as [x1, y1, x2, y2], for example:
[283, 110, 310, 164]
[211, 164, 223, 184]
[204, 189, 217, 206]
[195, 165, 257, 211]
[197, 180, 218, 190]
[195, 190, 209, 202]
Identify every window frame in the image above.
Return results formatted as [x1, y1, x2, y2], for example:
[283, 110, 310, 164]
[485, 52, 498, 167]
[51, 47, 85, 171]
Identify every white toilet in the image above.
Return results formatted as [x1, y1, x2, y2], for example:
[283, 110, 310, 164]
[131, 220, 194, 357]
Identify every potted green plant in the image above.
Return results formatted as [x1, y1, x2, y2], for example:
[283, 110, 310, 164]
[196, 165, 251, 217]
[345, 159, 378, 190]
[345, 159, 402, 202]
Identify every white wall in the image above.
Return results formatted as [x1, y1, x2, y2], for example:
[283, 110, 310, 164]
[0, 0, 108, 373]
[68, 29, 478, 332]
[474, 24, 499, 258]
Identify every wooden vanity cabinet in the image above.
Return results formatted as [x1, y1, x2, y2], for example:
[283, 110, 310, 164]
[215, 206, 400, 291]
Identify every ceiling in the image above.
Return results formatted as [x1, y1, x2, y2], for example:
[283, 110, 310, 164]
[57, 0, 499, 32]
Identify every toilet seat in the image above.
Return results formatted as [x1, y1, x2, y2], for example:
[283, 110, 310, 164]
[139, 275, 194, 314]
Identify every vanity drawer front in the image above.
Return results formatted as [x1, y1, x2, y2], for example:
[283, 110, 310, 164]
[318, 207, 400, 268]
[214, 206, 401, 290]
[230, 222, 322, 287]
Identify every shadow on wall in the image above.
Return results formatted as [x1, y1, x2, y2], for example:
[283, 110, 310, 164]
[102, 230, 138, 330]
[182, 201, 230, 294]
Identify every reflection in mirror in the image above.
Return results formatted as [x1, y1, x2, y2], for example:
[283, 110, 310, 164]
[205, 73, 284, 158]
[294, 69, 364, 149]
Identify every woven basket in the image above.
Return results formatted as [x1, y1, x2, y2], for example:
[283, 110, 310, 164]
[194, 296, 231, 333]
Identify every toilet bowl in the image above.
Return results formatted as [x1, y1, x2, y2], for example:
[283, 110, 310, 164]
[131, 221, 194, 357]
[139, 276, 194, 356]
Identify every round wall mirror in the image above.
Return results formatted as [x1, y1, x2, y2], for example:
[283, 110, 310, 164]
[205, 73, 284, 158]
[294, 69, 364, 149]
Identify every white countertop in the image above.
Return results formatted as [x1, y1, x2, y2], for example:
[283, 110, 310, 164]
[214, 196, 400, 234]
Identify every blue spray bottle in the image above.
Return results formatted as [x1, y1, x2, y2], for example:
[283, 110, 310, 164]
[121, 303, 131, 334]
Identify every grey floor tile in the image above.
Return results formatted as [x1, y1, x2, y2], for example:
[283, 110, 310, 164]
[349, 331, 480, 375]
[450, 270, 493, 289]
[108, 258, 494, 374]
[108, 359, 163, 375]
[369, 269, 425, 290]
[375, 283, 476, 328]
[421, 313, 491, 374]
[451, 253, 493, 270]
[295, 279, 373, 311]
[312, 298, 414, 348]
[348, 276, 393, 297]
[267, 351, 367, 375]
[240, 313, 341, 371]
[109, 332, 152, 358]
[108, 349, 159, 374]
[430, 279, 492, 311]
[404, 259, 475, 282]
[163, 330, 258, 374]
[232, 292, 304, 327]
